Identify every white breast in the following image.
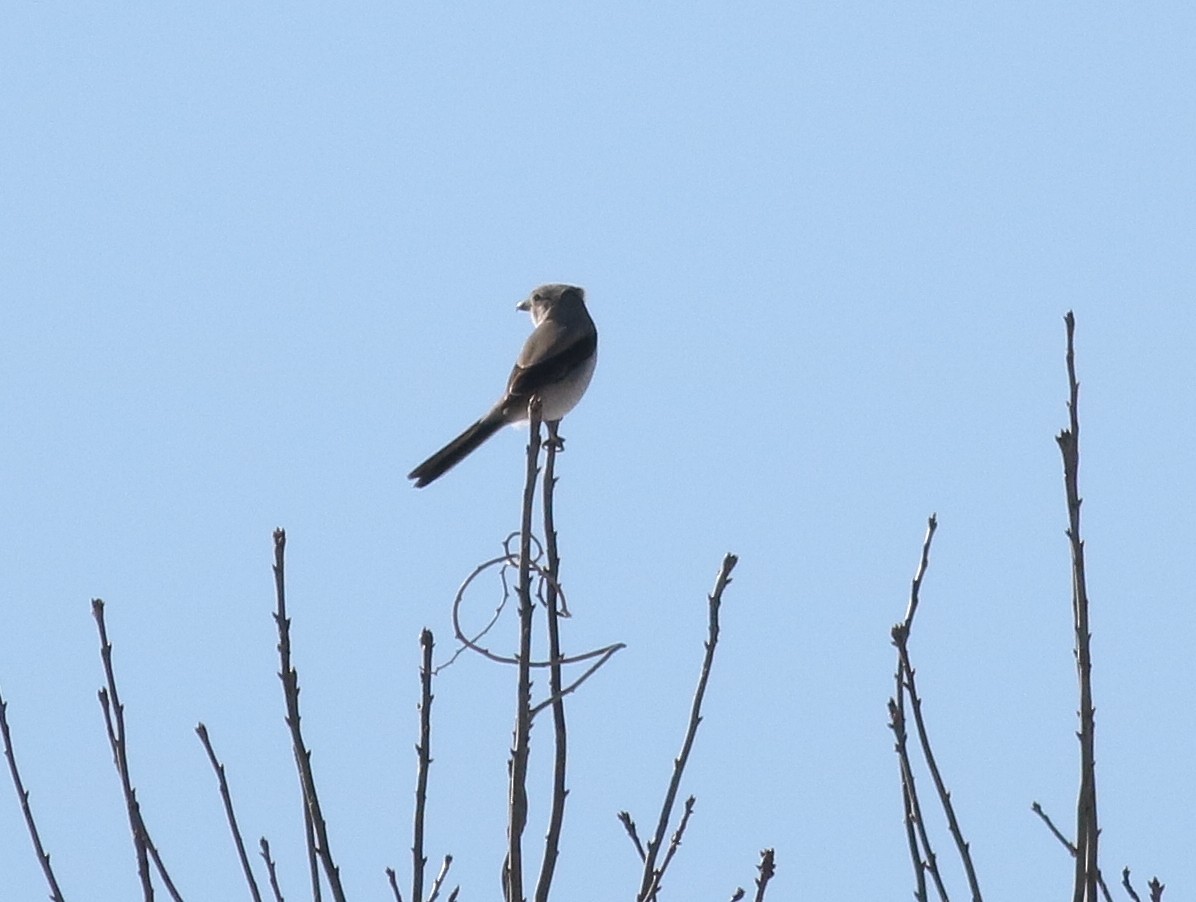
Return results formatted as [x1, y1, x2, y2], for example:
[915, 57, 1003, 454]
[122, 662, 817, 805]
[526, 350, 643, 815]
[539, 350, 597, 421]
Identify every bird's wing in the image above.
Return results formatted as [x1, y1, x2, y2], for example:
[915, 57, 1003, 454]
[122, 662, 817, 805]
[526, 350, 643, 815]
[504, 320, 597, 406]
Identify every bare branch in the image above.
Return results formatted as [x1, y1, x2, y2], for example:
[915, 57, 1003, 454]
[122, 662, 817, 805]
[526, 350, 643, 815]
[528, 644, 624, 718]
[426, 855, 454, 902]
[271, 528, 346, 902]
[753, 848, 776, 902]
[641, 796, 696, 900]
[1121, 868, 1142, 902]
[93, 598, 183, 901]
[1030, 802, 1113, 902]
[888, 696, 938, 902]
[895, 639, 982, 899]
[636, 554, 739, 902]
[0, 691, 67, 901]
[412, 629, 435, 902]
[505, 398, 543, 902]
[534, 420, 568, 902]
[196, 723, 262, 902]
[617, 811, 646, 861]
[1056, 312, 1100, 902]
[386, 867, 404, 902]
[443, 540, 614, 672]
[889, 517, 951, 902]
[259, 838, 285, 902]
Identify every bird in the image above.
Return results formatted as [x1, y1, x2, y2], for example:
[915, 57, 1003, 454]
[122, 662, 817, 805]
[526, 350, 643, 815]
[407, 283, 598, 488]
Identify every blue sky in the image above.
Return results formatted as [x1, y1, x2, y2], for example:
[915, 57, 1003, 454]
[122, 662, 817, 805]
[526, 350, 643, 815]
[2, 2, 1194, 899]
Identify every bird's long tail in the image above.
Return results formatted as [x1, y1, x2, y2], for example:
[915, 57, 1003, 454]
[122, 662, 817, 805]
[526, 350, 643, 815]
[408, 410, 505, 488]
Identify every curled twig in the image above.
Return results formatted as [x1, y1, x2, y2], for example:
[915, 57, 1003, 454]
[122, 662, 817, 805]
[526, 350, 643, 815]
[440, 533, 625, 682]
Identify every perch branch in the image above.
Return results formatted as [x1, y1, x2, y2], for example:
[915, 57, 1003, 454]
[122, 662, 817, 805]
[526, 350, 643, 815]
[504, 398, 543, 902]
[534, 419, 569, 902]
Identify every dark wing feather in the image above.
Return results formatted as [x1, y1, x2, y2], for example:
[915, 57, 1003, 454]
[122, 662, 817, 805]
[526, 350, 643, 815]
[502, 328, 597, 411]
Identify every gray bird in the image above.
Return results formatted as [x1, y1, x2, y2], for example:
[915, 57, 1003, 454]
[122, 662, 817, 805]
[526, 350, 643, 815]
[408, 283, 598, 488]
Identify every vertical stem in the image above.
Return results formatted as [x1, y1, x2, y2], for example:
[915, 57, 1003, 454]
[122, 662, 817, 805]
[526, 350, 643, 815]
[534, 421, 568, 902]
[1056, 312, 1099, 902]
[505, 400, 543, 902]
[272, 528, 346, 902]
[412, 629, 435, 902]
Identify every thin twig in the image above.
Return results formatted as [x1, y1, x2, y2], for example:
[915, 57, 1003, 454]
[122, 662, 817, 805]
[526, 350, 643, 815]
[412, 629, 435, 902]
[898, 643, 981, 900]
[386, 867, 404, 902]
[259, 838, 285, 902]
[528, 644, 624, 718]
[636, 554, 739, 902]
[0, 691, 67, 901]
[272, 529, 346, 902]
[891, 516, 983, 901]
[901, 514, 938, 632]
[426, 855, 454, 902]
[1030, 802, 1113, 902]
[888, 697, 938, 902]
[1148, 878, 1164, 901]
[1121, 868, 1142, 902]
[534, 419, 569, 902]
[642, 796, 696, 899]
[889, 518, 946, 902]
[445, 544, 612, 671]
[505, 399, 543, 902]
[1056, 312, 1100, 902]
[94, 599, 184, 901]
[443, 550, 522, 669]
[617, 811, 645, 861]
[196, 723, 262, 902]
[753, 848, 776, 902]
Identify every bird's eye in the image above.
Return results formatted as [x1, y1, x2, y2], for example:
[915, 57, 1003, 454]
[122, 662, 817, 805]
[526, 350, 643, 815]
[532, 294, 543, 302]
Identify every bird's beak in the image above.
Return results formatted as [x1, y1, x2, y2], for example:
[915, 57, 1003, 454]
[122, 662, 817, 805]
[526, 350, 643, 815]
[516, 298, 531, 311]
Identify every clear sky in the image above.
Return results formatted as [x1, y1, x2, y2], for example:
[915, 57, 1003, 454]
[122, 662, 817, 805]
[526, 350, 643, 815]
[2, 2, 1194, 899]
